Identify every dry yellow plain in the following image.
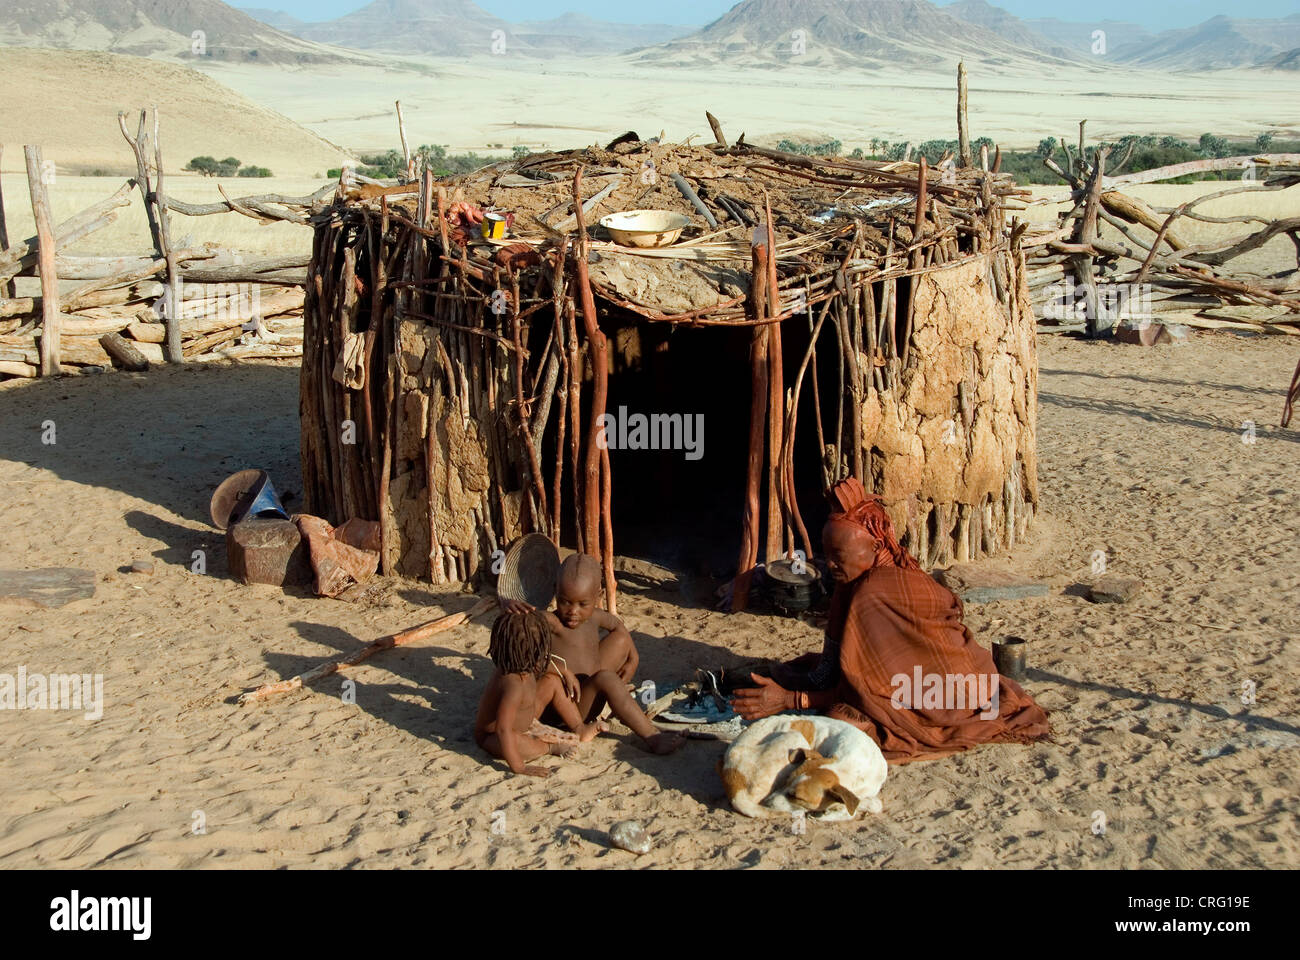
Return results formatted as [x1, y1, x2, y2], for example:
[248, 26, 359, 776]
[193, 55, 1300, 160]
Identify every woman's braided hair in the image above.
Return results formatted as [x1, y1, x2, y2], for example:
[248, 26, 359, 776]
[488, 611, 552, 677]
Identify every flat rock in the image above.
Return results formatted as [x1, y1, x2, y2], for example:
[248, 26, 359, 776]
[0, 568, 96, 609]
[1114, 320, 1189, 346]
[130, 560, 155, 575]
[609, 820, 651, 855]
[934, 565, 1049, 604]
[1088, 576, 1143, 604]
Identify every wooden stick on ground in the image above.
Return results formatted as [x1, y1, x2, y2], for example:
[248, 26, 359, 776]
[24, 146, 61, 376]
[238, 598, 495, 705]
[99, 332, 150, 371]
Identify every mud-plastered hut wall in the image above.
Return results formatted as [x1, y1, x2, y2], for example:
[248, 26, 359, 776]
[864, 249, 1037, 568]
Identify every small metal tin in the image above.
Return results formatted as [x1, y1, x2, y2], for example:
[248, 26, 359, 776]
[993, 636, 1027, 681]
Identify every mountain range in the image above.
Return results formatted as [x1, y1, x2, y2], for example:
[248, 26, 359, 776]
[239, 1, 690, 57]
[2, 0, 1297, 71]
[631, 0, 1080, 69]
[0, 0, 369, 63]
[945, 2, 1300, 70]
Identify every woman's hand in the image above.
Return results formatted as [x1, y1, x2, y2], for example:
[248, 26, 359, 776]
[499, 598, 535, 616]
[731, 674, 793, 721]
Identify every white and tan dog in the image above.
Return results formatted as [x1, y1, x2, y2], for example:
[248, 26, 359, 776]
[722, 715, 887, 821]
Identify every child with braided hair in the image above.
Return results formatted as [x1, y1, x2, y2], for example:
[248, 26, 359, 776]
[474, 610, 606, 778]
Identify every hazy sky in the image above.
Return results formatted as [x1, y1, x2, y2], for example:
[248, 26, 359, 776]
[257, 0, 1300, 29]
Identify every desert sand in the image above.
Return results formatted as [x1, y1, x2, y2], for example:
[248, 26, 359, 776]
[0, 331, 1296, 868]
[3, 46, 1296, 179]
[193, 55, 1300, 159]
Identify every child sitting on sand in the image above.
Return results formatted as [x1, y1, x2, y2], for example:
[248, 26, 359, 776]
[505, 554, 684, 755]
[474, 610, 606, 778]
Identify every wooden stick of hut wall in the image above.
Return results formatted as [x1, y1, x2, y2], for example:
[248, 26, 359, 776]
[549, 238, 570, 544]
[509, 268, 550, 532]
[24, 146, 61, 376]
[572, 167, 616, 610]
[379, 196, 397, 575]
[733, 241, 770, 612]
[904, 155, 928, 367]
[763, 197, 790, 563]
[565, 298, 585, 554]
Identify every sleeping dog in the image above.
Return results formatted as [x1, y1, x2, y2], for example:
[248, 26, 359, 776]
[722, 715, 887, 820]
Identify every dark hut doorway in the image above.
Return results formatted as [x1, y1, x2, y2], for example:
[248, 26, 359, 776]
[588, 316, 837, 582]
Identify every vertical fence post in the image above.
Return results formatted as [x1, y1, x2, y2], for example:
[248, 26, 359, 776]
[24, 145, 61, 376]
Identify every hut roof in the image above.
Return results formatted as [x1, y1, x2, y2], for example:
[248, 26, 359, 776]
[336, 138, 1026, 323]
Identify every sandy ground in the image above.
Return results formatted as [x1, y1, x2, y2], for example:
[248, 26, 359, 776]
[0, 332, 1296, 869]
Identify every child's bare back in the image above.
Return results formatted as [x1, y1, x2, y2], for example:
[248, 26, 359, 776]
[474, 611, 605, 778]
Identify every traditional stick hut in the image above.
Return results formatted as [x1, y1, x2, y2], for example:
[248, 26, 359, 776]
[300, 127, 1039, 611]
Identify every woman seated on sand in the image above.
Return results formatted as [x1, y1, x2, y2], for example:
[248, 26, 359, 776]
[731, 478, 1050, 763]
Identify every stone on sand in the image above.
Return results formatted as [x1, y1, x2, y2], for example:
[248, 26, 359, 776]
[934, 565, 1049, 604]
[1088, 576, 1143, 604]
[0, 568, 96, 609]
[1114, 320, 1189, 346]
[609, 820, 651, 855]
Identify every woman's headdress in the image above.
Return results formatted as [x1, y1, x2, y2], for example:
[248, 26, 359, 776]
[827, 477, 920, 572]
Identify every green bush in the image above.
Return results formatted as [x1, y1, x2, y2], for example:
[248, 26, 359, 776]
[238, 166, 273, 178]
[184, 155, 219, 176]
[185, 155, 242, 177]
[777, 138, 843, 157]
